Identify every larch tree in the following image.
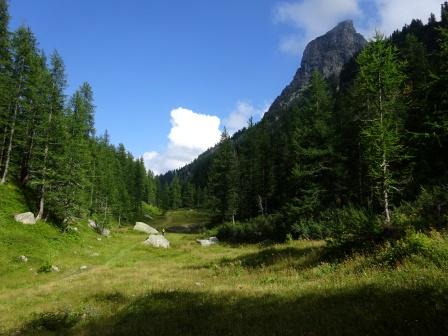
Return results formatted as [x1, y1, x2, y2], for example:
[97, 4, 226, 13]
[355, 33, 407, 226]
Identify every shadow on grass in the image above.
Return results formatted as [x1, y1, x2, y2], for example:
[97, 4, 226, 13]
[18, 285, 448, 336]
[219, 246, 322, 270]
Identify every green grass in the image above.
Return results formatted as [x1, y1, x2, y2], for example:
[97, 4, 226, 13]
[1, 184, 447, 335]
[147, 208, 211, 230]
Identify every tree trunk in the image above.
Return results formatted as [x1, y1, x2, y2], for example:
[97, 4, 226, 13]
[36, 111, 52, 221]
[383, 153, 391, 226]
[0, 101, 19, 184]
[36, 189, 45, 221]
[378, 77, 391, 226]
[20, 126, 35, 185]
[0, 124, 8, 170]
[257, 194, 264, 216]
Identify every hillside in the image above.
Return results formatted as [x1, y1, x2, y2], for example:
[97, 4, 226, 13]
[1, 185, 448, 335]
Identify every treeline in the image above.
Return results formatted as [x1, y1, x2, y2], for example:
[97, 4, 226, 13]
[0, 1, 155, 227]
[162, 4, 448, 242]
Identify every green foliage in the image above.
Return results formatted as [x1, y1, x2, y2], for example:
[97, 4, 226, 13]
[290, 206, 382, 242]
[355, 33, 408, 224]
[392, 185, 448, 230]
[37, 261, 53, 273]
[207, 129, 239, 223]
[377, 231, 448, 268]
[217, 215, 279, 243]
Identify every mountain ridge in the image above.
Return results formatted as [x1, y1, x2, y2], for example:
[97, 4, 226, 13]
[265, 20, 366, 119]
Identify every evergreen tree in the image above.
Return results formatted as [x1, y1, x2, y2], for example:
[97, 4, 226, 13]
[287, 71, 336, 219]
[147, 169, 157, 205]
[34, 51, 67, 220]
[207, 129, 239, 223]
[355, 33, 407, 225]
[170, 175, 182, 209]
[1, 27, 39, 184]
[52, 83, 95, 222]
[182, 181, 195, 208]
[0, 0, 12, 173]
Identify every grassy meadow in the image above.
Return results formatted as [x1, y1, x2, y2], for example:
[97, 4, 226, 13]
[0, 184, 447, 335]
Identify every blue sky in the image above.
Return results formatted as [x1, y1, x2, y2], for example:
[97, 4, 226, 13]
[9, 0, 443, 173]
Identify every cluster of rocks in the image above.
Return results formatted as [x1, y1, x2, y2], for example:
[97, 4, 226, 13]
[134, 222, 170, 249]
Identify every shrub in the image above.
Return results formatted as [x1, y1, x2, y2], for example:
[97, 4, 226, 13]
[392, 185, 448, 231]
[217, 215, 280, 243]
[290, 206, 382, 243]
[37, 261, 53, 274]
[291, 217, 329, 240]
[377, 231, 448, 268]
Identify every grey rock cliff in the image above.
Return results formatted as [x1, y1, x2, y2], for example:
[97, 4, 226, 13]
[266, 20, 366, 116]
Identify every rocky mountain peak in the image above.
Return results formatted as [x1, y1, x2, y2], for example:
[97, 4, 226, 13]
[266, 20, 366, 117]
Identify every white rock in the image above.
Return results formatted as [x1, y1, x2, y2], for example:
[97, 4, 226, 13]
[51, 265, 60, 272]
[91, 252, 100, 257]
[143, 234, 170, 248]
[134, 222, 158, 234]
[101, 228, 110, 237]
[80, 265, 87, 270]
[196, 237, 219, 247]
[88, 219, 97, 229]
[19, 255, 28, 262]
[14, 212, 36, 225]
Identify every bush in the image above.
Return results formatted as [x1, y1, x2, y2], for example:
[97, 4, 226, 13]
[37, 261, 53, 274]
[291, 217, 329, 240]
[377, 231, 448, 268]
[392, 185, 448, 231]
[290, 206, 382, 243]
[217, 215, 280, 243]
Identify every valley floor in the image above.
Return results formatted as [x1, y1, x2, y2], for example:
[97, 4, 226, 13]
[0, 186, 447, 335]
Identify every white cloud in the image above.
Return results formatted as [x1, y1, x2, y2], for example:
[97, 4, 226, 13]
[275, 0, 443, 55]
[374, 0, 441, 36]
[275, 0, 361, 54]
[279, 34, 305, 55]
[143, 107, 221, 175]
[224, 101, 270, 135]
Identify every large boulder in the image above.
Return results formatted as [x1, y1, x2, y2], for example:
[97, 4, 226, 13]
[196, 237, 219, 247]
[143, 234, 170, 248]
[14, 212, 36, 225]
[134, 222, 158, 234]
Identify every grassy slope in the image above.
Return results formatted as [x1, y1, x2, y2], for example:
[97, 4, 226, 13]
[0, 184, 447, 335]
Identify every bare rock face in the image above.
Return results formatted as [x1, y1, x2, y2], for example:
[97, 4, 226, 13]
[14, 212, 36, 225]
[266, 20, 366, 116]
[144, 234, 170, 248]
[134, 222, 159, 234]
